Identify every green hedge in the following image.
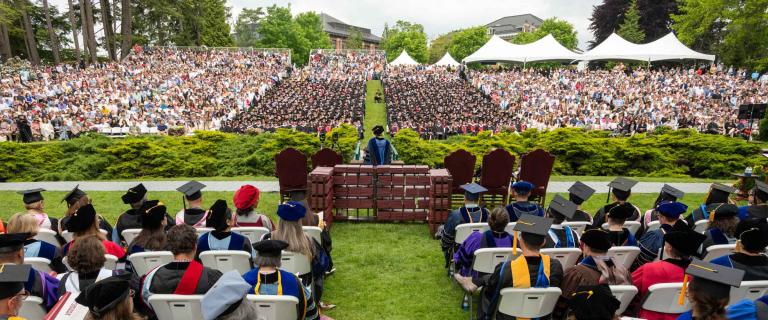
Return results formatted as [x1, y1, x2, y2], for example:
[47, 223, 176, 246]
[393, 128, 768, 179]
[0, 125, 358, 182]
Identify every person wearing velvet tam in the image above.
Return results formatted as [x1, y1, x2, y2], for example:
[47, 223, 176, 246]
[62, 204, 125, 259]
[676, 259, 745, 320]
[553, 227, 631, 319]
[739, 180, 768, 221]
[642, 184, 685, 227]
[564, 284, 622, 320]
[366, 125, 392, 166]
[453, 207, 512, 288]
[631, 221, 706, 320]
[686, 183, 737, 225]
[126, 200, 169, 256]
[544, 195, 580, 249]
[0, 264, 31, 320]
[242, 240, 319, 320]
[76, 274, 143, 320]
[16, 188, 57, 230]
[441, 183, 491, 268]
[711, 218, 768, 280]
[592, 177, 642, 232]
[202, 271, 259, 320]
[117, 184, 175, 243]
[603, 202, 639, 247]
[568, 181, 596, 222]
[478, 214, 564, 320]
[700, 204, 740, 257]
[634, 201, 688, 270]
[232, 184, 275, 229]
[175, 181, 208, 227]
[195, 200, 255, 263]
[505, 180, 545, 222]
[0, 233, 59, 310]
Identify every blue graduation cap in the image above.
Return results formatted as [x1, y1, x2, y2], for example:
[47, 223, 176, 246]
[460, 183, 488, 201]
[511, 181, 534, 194]
[656, 201, 688, 219]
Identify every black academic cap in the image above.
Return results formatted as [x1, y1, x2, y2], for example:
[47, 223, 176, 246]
[705, 183, 736, 205]
[287, 188, 308, 202]
[461, 183, 488, 201]
[0, 233, 30, 253]
[205, 199, 231, 230]
[253, 240, 289, 258]
[710, 203, 739, 220]
[607, 177, 638, 192]
[75, 274, 132, 317]
[567, 284, 621, 320]
[580, 228, 612, 252]
[0, 264, 32, 300]
[735, 218, 768, 252]
[754, 180, 768, 202]
[664, 221, 707, 256]
[62, 184, 87, 206]
[121, 183, 147, 204]
[568, 181, 595, 205]
[177, 181, 206, 201]
[548, 195, 577, 219]
[66, 204, 97, 233]
[660, 184, 685, 201]
[685, 259, 745, 300]
[17, 188, 45, 204]
[606, 202, 635, 220]
[372, 125, 384, 134]
[513, 214, 553, 236]
[140, 200, 167, 229]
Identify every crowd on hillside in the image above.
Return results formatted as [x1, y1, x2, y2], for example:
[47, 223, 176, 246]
[0, 47, 290, 142]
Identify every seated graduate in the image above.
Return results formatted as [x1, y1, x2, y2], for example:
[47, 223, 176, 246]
[701, 203, 740, 257]
[686, 183, 737, 226]
[631, 222, 706, 320]
[739, 180, 768, 221]
[603, 202, 639, 247]
[634, 201, 688, 270]
[117, 184, 175, 244]
[505, 181, 545, 222]
[195, 200, 255, 263]
[553, 228, 632, 319]
[0, 264, 32, 320]
[62, 204, 125, 260]
[0, 233, 60, 310]
[58, 185, 115, 239]
[290, 189, 336, 277]
[232, 184, 275, 229]
[242, 240, 319, 320]
[725, 294, 768, 320]
[57, 235, 127, 297]
[641, 184, 685, 227]
[76, 274, 143, 320]
[141, 224, 223, 309]
[592, 177, 641, 232]
[567, 181, 596, 223]
[16, 188, 57, 231]
[440, 183, 490, 267]
[453, 207, 513, 288]
[677, 259, 745, 320]
[126, 200, 169, 256]
[7, 212, 66, 273]
[711, 218, 768, 280]
[544, 195, 581, 249]
[174, 181, 208, 227]
[202, 271, 260, 320]
[564, 284, 622, 320]
[478, 214, 564, 320]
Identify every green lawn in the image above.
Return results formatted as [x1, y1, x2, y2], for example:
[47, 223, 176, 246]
[364, 80, 388, 142]
[549, 175, 732, 183]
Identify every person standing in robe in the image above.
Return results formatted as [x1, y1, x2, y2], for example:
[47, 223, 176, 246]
[365, 125, 391, 166]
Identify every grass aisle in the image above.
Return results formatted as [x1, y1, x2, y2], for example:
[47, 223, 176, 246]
[364, 80, 387, 142]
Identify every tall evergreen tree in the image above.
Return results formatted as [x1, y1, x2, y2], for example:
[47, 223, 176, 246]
[617, 0, 645, 43]
[199, 0, 233, 46]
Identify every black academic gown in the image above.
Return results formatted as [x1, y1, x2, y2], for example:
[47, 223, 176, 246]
[592, 202, 641, 230]
[141, 262, 222, 320]
[685, 203, 725, 225]
[543, 226, 580, 249]
[712, 253, 768, 281]
[569, 210, 592, 223]
[115, 209, 176, 242]
[59, 215, 115, 238]
[181, 208, 207, 226]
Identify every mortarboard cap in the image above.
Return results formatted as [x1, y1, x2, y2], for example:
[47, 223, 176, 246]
[656, 201, 688, 219]
[75, 274, 132, 318]
[660, 184, 685, 201]
[607, 177, 638, 192]
[548, 195, 577, 219]
[568, 181, 595, 205]
[0, 233, 30, 253]
[62, 184, 87, 206]
[513, 214, 553, 236]
[705, 183, 736, 205]
[277, 201, 307, 222]
[461, 183, 488, 201]
[372, 125, 384, 135]
[121, 183, 147, 204]
[66, 204, 97, 233]
[580, 228, 612, 252]
[205, 200, 231, 230]
[567, 284, 621, 320]
[17, 188, 45, 204]
[680, 259, 745, 304]
[253, 240, 289, 258]
[606, 202, 635, 220]
[753, 180, 768, 202]
[664, 220, 706, 256]
[177, 181, 206, 201]
[0, 264, 32, 300]
[139, 200, 167, 229]
[709, 203, 739, 221]
[201, 271, 251, 320]
[511, 181, 535, 194]
[735, 218, 768, 252]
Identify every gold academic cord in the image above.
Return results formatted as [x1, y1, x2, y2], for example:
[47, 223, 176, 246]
[254, 271, 283, 295]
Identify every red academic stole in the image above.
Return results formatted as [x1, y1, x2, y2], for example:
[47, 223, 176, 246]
[173, 260, 204, 294]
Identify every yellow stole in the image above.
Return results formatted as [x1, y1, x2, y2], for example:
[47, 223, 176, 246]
[509, 254, 551, 320]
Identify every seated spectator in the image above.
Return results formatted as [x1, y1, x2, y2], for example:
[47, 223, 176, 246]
[677, 260, 745, 320]
[641, 185, 684, 227]
[62, 204, 125, 259]
[739, 181, 768, 220]
[440, 183, 490, 268]
[59, 186, 115, 240]
[0, 233, 60, 310]
[603, 203, 639, 247]
[76, 274, 142, 320]
[202, 271, 260, 320]
[564, 284, 621, 320]
[567, 182, 596, 223]
[453, 206, 513, 289]
[701, 204, 740, 254]
[126, 200, 170, 255]
[593, 178, 642, 233]
[711, 218, 768, 280]
[16, 188, 57, 230]
[0, 264, 32, 319]
[57, 235, 125, 297]
[505, 181, 545, 222]
[195, 200, 255, 262]
[232, 185, 274, 230]
[634, 202, 687, 269]
[7, 212, 66, 273]
[117, 184, 174, 244]
[544, 195, 581, 249]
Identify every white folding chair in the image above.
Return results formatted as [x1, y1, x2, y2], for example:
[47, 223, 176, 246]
[540, 248, 582, 272]
[645, 220, 661, 233]
[703, 244, 737, 262]
[122, 228, 142, 245]
[504, 222, 517, 235]
[149, 127, 159, 134]
[232, 227, 270, 244]
[128, 251, 174, 276]
[472, 248, 518, 274]
[121, 127, 130, 134]
[642, 283, 691, 314]
[694, 220, 710, 234]
[729, 280, 768, 305]
[610, 285, 639, 315]
[19, 296, 46, 320]
[34, 228, 61, 248]
[456, 223, 489, 245]
[497, 287, 562, 319]
[24, 257, 52, 273]
[195, 228, 214, 238]
[562, 221, 590, 235]
[602, 221, 642, 235]
[302, 226, 323, 244]
[607, 246, 641, 269]
[199, 250, 252, 274]
[104, 254, 119, 270]
[280, 251, 312, 276]
[246, 295, 300, 320]
[61, 229, 108, 243]
[148, 294, 204, 320]
[140, 127, 150, 134]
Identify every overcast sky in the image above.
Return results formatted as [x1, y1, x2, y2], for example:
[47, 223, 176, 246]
[51, 0, 603, 50]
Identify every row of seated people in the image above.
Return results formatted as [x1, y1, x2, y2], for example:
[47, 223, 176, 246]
[438, 179, 768, 319]
[0, 182, 333, 320]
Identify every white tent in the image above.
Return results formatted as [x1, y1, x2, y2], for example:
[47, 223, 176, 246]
[513, 34, 581, 63]
[463, 35, 523, 63]
[642, 33, 715, 61]
[433, 52, 460, 67]
[581, 33, 649, 62]
[389, 51, 420, 66]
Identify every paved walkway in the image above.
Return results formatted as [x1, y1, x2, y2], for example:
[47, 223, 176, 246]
[0, 180, 715, 193]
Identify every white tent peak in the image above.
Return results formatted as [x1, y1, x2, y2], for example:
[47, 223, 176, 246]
[389, 50, 420, 66]
[642, 32, 715, 61]
[463, 35, 521, 63]
[517, 34, 581, 62]
[433, 52, 460, 67]
[582, 33, 647, 61]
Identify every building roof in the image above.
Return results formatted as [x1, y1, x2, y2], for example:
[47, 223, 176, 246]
[486, 14, 544, 36]
[320, 13, 382, 44]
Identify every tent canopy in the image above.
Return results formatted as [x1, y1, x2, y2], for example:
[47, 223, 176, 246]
[390, 51, 420, 66]
[582, 32, 716, 62]
[463, 35, 523, 63]
[434, 52, 460, 67]
[642, 33, 715, 62]
[580, 33, 648, 62]
[513, 34, 581, 63]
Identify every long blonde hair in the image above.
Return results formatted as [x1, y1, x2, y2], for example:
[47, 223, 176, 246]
[273, 219, 314, 259]
[7, 213, 39, 237]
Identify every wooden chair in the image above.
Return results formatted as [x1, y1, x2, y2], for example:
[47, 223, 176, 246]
[444, 149, 477, 208]
[516, 149, 555, 205]
[479, 149, 515, 208]
[311, 148, 343, 169]
[275, 148, 309, 202]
